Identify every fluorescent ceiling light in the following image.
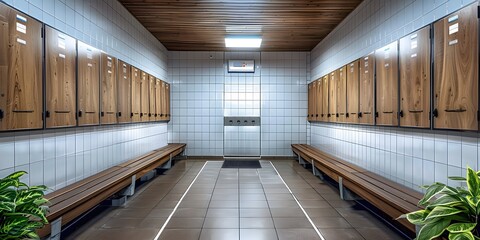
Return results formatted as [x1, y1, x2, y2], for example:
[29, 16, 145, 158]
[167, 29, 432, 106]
[225, 36, 262, 48]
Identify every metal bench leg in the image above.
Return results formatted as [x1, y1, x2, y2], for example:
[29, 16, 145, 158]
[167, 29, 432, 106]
[113, 175, 136, 206]
[298, 155, 307, 166]
[160, 154, 173, 169]
[338, 177, 359, 201]
[48, 217, 62, 240]
[312, 162, 324, 180]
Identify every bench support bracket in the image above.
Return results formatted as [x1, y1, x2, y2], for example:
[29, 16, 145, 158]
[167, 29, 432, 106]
[160, 154, 173, 169]
[121, 174, 136, 196]
[338, 177, 359, 201]
[48, 217, 62, 240]
[312, 162, 324, 180]
[298, 155, 307, 166]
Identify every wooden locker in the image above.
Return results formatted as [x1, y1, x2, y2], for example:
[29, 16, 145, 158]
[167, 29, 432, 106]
[100, 53, 117, 124]
[400, 26, 431, 128]
[320, 75, 329, 122]
[77, 41, 100, 126]
[140, 71, 149, 122]
[165, 82, 170, 121]
[359, 53, 375, 125]
[311, 81, 317, 121]
[155, 78, 162, 121]
[131, 66, 141, 122]
[336, 67, 347, 123]
[0, 5, 42, 131]
[328, 71, 337, 122]
[160, 81, 166, 121]
[315, 78, 323, 122]
[148, 74, 156, 121]
[307, 82, 314, 121]
[346, 60, 360, 124]
[434, 4, 478, 131]
[375, 41, 399, 126]
[45, 27, 76, 128]
[117, 60, 131, 123]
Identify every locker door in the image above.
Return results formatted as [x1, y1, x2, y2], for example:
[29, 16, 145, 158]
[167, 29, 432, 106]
[45, 27, 76, 128]
[316, 79, 323, 122]
[160, 81, 167, 121]
[0, 5, 42, 131]
[131, 67, 141, 122]
[77, 41, 100, 126]
[337, 67, 347, 123]
[155, 78, 162, 121]
[375, 41, 399, 126]
[100, 53, 117, 124]
[434, 4, 478, 131]
[400, 26, 431, 128]
[307, 82, 313, 121]
[359, 53, 375, 125]
[148, 74, 156, 121]
[165, 83, 170, 121]
[311, 81, 317, 121]
[140, 71, 149, 122]
[117, 60, 131, 123]
[329, 71, 337, 122]
[346, 60, 360, 124]
[321, 75, 329, 122]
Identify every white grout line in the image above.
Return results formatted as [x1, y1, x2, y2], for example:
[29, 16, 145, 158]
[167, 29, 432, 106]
[269, 161, 326, 240]
[153, 161, 209, 240]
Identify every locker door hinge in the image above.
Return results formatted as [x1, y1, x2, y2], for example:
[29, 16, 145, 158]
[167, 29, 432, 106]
[45, 111, 50, 118]
[0, 109, 4, 119]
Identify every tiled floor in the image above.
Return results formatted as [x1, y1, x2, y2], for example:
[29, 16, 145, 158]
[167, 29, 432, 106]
[67, 160, 406, 240]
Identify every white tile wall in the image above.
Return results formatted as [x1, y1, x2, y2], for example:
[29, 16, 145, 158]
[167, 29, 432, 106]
[168, 51, 309, 156]
[1, 0, 168, 79]
[0, 0, 169, 190]
[309, 0, 479, 191]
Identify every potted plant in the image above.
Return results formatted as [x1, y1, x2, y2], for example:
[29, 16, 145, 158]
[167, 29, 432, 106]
[399, 167, 480, 240]
[0, 171, 49, 239]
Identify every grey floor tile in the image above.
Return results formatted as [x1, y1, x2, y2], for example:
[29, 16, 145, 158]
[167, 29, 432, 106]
[240, 229, 278, 240]
[199, 228, 239, 240]
[240, 217, 275, 229]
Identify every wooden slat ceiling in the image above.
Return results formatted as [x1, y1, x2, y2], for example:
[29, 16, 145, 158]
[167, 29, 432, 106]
[118, 0, 363, 51]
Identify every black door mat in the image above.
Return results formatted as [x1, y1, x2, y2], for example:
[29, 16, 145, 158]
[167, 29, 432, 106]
[222, 160, 262, 168]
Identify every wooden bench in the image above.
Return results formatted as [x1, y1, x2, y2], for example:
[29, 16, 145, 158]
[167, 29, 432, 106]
[291, 144, 421, 237]
[39, 143, 186, 239]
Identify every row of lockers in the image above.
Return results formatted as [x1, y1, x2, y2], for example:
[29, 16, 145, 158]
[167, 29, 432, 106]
[308, 3, 478, 131]
[0, 3, 170, 131]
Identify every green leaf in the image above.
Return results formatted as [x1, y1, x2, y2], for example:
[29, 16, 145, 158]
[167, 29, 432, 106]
[419, 183, 446, 206]
[429, 195, 463, 207]
[26, 231, 40, 239]
[447, 223, 477, 233]
[0, 179, 17, 192]
[0, 202, 15, 212]
[417, 218, 450, 240]
[401, 210, 428, 225]
[4, 171, 27, 180]
[449, 176, 467, 181]
[425, 206, 463, 220]
[467, 167, 480, 197]
[449, 232, 475, 240]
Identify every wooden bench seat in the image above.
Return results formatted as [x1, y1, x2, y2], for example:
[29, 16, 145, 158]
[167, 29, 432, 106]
[291, 143, 421, 237]
[39, 143, 186, 238]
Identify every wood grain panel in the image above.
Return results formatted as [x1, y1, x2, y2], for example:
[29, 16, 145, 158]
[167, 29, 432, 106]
[155, 78, 162, 121]
[315, 78, 323, 122]
[140, 71, 149, 122]
[77, 41, 100, 126]
[336, 66, 347, 123]
[320, 75, 329, 122]
[148, 74, 156, 121]
[0, 4, 42, 131]
[346, 60, 360, 124]
[165, 83, 170, 121]
[100, 53, 117, 125]
[131, 67, 141, 122]
[308, 82, 314, 121]
[45, 27, 76, 128]
[328, 71, 338, 122]
[118, 0, 362, 51]
[311, 81, 318, 121]
[375, 41, 399, 126]
[434, 4, 478, 131]
[399, 26, 431, 128]
[117, 60, 131, 123]
[359, 53, 375, 125]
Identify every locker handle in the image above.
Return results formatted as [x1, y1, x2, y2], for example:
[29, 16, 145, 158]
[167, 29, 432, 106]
[339, 113, 345, 116]
[316, 114, 318, 117]
[45, 111, 50, 118]
[358, 112, 362, 118]
[0, 109, 4, 119]
[346, 113, 349, 118]
[106, 112, 115, 114]
[399, 110, 404, 118]
[432, 109, 439, 118]
[350, 113, 356, 115]
[118, 112, 122, 117]
[327, 114, 331, 117]
[12, 110, 34, 113]
[101, 112, 105, 117]
[382, 111, 394, 114]
[55, 110, 71, 113]
[445, 108, 466, 113]
[78, 110, 82, 117]
[336, 113, 339, 117]
[160, 114, 164, 117]
[363, 112, 372, 114]
[408, 110, 423, 113]
[85, 111, 96, 114]
[321, 114, 324, 117]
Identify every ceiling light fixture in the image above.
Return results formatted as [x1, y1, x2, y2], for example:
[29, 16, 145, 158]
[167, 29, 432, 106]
[225, 36, 262, 48]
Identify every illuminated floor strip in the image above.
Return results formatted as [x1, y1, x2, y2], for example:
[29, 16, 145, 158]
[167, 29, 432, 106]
[153, 161, 209, 240]
[269, 161, 326, 240]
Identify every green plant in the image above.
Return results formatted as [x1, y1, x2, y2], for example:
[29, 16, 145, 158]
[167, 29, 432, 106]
[399, 167, 480, 240]
[0, 171, 49, 239]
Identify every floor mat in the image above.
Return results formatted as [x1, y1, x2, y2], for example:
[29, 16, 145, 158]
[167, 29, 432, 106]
[221, 160, 262, 168]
